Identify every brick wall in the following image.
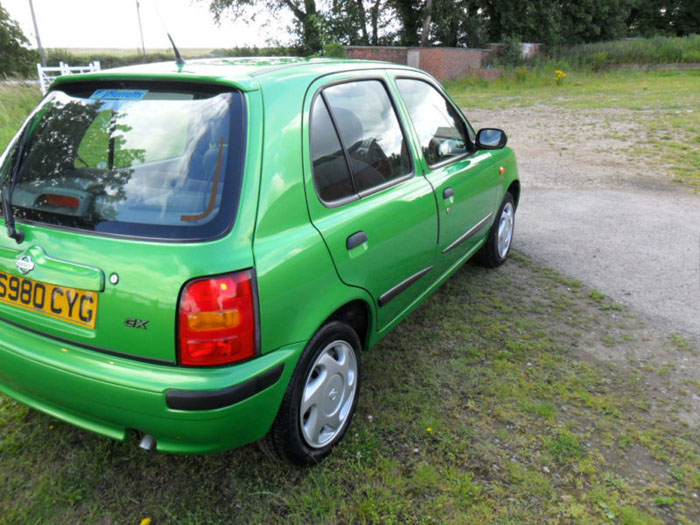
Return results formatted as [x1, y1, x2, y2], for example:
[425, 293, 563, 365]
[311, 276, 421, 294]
[345, 46, 409, 65]
[344, 46, 490, 81]
[416, 47, 486, 80]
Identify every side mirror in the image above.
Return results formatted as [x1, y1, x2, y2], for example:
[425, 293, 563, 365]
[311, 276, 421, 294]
[476, 128, 508, 150]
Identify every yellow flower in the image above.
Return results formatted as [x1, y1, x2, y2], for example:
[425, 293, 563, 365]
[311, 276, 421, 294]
[140, 518, 152, 525]
[426, 427, 433, 433]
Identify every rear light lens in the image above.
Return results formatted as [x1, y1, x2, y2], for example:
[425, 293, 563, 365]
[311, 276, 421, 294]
[178, 270, 257, 366]
[39, 193, 80, 209]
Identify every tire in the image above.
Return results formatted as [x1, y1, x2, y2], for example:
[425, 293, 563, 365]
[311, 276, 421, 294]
[475, 191, 516, 268]
[258, 321, 361, 466]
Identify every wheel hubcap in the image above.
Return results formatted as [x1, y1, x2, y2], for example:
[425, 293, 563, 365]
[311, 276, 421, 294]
[300, 340, 357, 449]
[497, 202, 514, 259]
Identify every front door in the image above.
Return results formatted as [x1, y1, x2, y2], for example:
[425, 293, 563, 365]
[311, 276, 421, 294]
[394, 77, 500, 273]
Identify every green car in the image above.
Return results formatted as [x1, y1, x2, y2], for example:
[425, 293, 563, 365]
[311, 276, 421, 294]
[0, 57, 519, 465]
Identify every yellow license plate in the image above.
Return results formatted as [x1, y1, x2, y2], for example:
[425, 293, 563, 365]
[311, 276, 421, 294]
[0, 271, 98, 329]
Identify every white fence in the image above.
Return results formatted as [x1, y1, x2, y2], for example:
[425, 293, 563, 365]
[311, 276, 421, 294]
[37, 61, 101, 95]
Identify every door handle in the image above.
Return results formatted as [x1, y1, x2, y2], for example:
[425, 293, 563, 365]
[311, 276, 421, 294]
[443, 187, 455, 199]
[346, 231, 368, 250]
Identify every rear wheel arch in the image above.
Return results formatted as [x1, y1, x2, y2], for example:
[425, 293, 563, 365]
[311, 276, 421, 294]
[325, 299, 372, 351]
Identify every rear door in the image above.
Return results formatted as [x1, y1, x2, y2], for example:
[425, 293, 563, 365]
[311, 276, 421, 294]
[393, 76, 501, 274]
[303, 74, 438, 330]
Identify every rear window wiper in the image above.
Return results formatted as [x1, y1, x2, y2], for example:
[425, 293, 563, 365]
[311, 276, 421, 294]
[2, 122, 33, 244]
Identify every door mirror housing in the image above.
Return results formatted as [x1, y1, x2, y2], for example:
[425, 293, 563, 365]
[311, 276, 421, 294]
[476, 128, 508, 150]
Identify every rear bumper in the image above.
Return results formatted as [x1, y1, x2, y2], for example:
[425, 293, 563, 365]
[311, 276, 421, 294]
[0, 319, 305, 453]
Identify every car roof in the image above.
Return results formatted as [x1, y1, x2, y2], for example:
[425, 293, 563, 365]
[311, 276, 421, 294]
[51, 57, 426, 92]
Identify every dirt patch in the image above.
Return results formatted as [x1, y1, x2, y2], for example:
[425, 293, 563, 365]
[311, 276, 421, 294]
[468, 105, 681, 193]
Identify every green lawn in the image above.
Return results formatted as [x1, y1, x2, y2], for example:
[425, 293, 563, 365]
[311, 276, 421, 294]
[0, 84, 42, 154]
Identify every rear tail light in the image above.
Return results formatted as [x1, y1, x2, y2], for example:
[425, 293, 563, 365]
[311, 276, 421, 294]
[178, 270, 257, 366]
[39, 193, 81, 209]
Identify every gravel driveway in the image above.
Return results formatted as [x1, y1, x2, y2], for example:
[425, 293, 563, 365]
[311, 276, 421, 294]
[470, 105, 700, 347]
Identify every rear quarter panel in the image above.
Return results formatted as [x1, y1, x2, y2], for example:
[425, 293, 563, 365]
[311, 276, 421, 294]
[253, 74, 376, 353]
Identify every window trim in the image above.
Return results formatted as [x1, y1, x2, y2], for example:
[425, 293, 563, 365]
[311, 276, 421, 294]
[394, 75, 478, 172]
[309, 76, 416, 209]
[318, 92, 358, 196]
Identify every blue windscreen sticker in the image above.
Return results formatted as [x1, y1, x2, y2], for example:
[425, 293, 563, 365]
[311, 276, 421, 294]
[91, 89, 148, 100]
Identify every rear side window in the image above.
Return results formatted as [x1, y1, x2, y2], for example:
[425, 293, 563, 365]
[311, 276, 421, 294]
[396, 78, 474, 167]
[310, 97, 354, 202]
[0, 82, 246, 241]
[310, 79, 411, 203]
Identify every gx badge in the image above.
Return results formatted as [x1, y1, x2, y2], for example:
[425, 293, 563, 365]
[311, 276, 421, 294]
[125, 318, 149, 330]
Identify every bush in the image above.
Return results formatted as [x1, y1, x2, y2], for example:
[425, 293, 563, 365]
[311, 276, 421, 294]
[513, 66, 529, 83]
[545, 34, 700, 67]
[499, 36, 522, 67]
[319, 42, 346, 58]
[589, 51, 608, 71]
[212, 46, 302, 58]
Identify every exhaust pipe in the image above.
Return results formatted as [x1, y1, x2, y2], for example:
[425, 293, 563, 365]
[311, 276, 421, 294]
[139, 433, 156, 451]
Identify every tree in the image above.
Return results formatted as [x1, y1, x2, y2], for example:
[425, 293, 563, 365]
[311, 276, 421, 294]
[481, 0, 562, 45]
[627, 0, 700, 37]
[0, 4, 39, 77]
[419, 0, 432, 46]
[388, 0, 421, 45]
[560, 0, 635, 44]
[430, 0, 488, 48]
[207, 0, 323, 54]
[480, 0, 637, 46]
[670, 0, 700, 35]
[325, 0, 389, 46]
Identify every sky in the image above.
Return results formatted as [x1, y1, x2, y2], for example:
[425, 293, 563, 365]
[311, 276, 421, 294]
[2, 0, 290, 50]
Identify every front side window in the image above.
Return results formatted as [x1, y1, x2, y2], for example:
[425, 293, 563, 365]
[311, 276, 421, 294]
[0, 83, 246, 240]
[396, 78, 474, 167]
[310, 79, 411, 203]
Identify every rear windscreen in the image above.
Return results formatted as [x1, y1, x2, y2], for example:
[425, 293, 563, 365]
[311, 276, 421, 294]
[0, 82, 246, 241]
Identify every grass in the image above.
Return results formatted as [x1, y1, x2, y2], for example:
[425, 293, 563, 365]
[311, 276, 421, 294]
[43, 45, 302, 70]
[445, 68, 700, 189]
[545, 34, 700, 69]
[1, 254, 699, 523]
[0, 84, 42, 153]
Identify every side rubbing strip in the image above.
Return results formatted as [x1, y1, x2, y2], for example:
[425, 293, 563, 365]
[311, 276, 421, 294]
[442, 212, 494, 254]
[378, 266, 433, 307]
[166, 364, 284, 411]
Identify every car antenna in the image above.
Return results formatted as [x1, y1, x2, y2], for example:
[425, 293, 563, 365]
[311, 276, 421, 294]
[155, 2, 185, 67]
[167, 32, 185, 66]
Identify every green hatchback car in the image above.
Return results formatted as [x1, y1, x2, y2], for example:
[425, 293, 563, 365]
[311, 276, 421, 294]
[0, 57, 519, 465]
